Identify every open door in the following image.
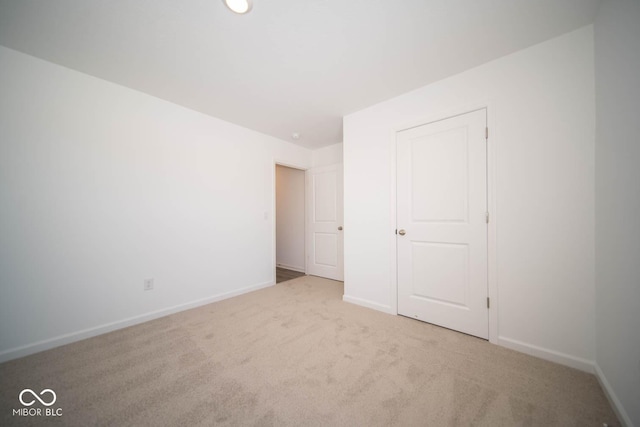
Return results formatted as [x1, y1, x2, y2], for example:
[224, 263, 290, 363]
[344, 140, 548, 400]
[306, 164, 344, 281]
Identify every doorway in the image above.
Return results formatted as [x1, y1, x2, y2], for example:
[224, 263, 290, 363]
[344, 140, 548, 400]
[275, 164, 306, 283]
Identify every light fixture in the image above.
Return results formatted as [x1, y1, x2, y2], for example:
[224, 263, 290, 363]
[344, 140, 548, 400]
[222, 0, 253, 14]
[292, 133, 300, 140]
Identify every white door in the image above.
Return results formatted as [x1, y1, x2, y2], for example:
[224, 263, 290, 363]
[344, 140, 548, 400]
[306, 164, 344, 281]
[397, 109, 488, 339]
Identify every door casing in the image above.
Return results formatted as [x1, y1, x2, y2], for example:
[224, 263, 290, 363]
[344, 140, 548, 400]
[389, 103, 498, 344]
[271, 160, 344, 284]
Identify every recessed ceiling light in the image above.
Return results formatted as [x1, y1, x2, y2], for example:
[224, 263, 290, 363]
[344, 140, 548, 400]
[222, 0, 253, 14]
[292, 133, 300, 140]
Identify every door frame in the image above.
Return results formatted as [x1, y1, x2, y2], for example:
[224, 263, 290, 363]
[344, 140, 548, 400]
[272, 159, 308, 285]
[389, 102, 498, 344]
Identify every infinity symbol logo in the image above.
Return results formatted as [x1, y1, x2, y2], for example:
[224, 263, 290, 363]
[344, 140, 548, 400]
[19, 389, 57, 407]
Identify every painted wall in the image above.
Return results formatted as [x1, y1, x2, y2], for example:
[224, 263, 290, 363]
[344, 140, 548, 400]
[275, 165, 305, 272]
[312, 143, 343, 167]
[594, 1, 640, 425]
[343, 26, 596, 369]
[0, 46, 312, 361]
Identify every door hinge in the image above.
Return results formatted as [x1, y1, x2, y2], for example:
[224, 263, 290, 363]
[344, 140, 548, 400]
[485, 212, 490, 223]
[487, 297, 490, 309]
[485, 127, 489, 139]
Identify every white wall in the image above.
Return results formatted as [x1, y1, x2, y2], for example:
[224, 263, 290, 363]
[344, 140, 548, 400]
[312, 143, 343, 167]
[0, 46, 312, 361]
[343, 26, 596, 369]
[594, 1, 640, 425]
[275, 165, 305, 272]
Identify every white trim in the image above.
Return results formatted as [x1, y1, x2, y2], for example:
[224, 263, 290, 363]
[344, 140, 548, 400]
[390, 101, 498, 342]
[486, 103, 499, 344]
[389, 127, 398, 315]
[594, 363, 634, 427]
[497, 336, 595, 373]
[391, 103, 491, 135]
[343, 294, 395, 315]
[276, 263, 305, 273]
[0, 280, 275, 364]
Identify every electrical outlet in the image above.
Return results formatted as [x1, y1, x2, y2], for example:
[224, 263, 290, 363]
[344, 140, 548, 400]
[144, 278, 154, 291]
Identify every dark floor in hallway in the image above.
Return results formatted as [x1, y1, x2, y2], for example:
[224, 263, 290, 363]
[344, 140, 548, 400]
[276, 267, 305, 283]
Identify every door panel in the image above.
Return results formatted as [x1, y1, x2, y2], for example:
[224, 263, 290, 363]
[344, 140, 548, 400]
[397, 109, 488, 339]
[411, 127, 468, 222]
[411, 242, 469, 307]
[314, 233, 338, 267]
[313, 172, 337, 222]
[307, 165, 344, 281]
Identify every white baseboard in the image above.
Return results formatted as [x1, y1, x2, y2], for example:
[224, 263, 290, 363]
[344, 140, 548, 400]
[0, 280, 275, 364]
[276, 263, 305, 273]
[343, 294, 395, 315]
[497, 336, 595, 373]
[594, 363, 634, 427]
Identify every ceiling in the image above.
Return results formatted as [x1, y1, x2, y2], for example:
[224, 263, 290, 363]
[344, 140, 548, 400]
[0, 0, 599, 149]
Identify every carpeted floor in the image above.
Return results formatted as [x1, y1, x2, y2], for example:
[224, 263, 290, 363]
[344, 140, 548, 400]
[0, 276, 619, 426]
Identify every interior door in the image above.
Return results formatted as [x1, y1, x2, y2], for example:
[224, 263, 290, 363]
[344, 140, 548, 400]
[397, 109, 488, 339]
[306, 164, 344, 281]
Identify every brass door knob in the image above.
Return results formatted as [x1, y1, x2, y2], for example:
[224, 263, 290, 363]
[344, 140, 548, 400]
[398, 229, 406, 236]
[338, 226, 343, 231]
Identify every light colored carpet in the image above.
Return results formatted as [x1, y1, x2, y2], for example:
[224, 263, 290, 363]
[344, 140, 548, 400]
[0, 276, 618, 426]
